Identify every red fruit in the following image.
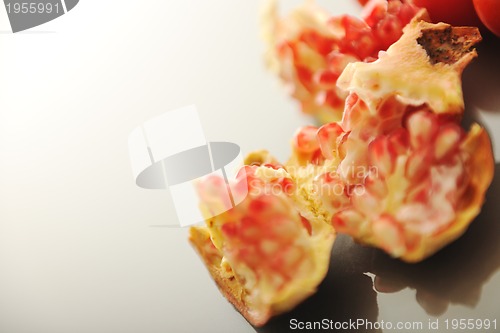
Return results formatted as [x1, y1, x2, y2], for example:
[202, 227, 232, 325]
[473, 0, 500, 36]
[412, 0, 482, 27]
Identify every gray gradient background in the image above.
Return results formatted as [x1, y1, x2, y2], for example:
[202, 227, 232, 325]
[0, 1, 499, 333]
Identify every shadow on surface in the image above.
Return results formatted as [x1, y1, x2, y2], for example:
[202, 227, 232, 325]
[257, 162, 499, 329]
[370, 163, 500, 316]
[256, 235, 381, 333]
[463, 32, 500, 118]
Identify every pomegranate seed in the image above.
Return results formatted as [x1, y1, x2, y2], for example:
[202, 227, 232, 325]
[293, 126, 320, 153]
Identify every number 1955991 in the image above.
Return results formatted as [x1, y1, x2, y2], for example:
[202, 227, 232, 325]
[6, 2, 60, 14]
[444, 319, 497, 330]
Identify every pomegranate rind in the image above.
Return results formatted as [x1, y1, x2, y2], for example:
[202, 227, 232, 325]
[329, 18, 493, 262]
[338, 14, 480, 115]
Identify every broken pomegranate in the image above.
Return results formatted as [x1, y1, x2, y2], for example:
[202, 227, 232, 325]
[263, 0, 421, 123]
[319, 18, 494, 262]
[190, 162, 334, 326]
